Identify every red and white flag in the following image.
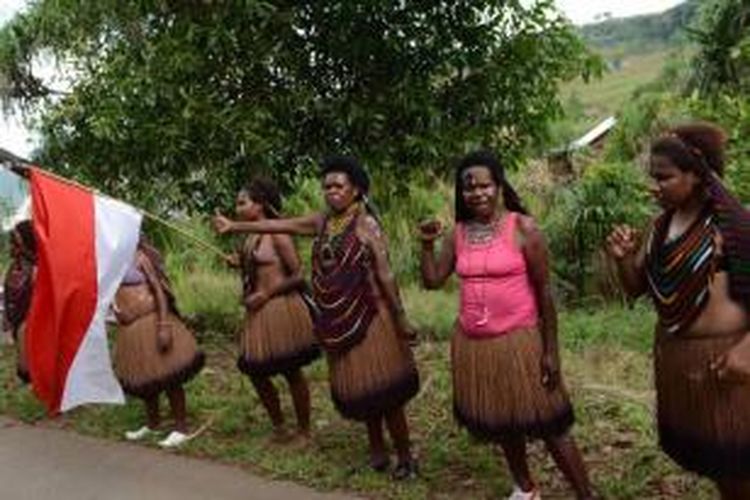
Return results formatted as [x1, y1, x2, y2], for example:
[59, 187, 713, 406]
[27, 168, 142, 414]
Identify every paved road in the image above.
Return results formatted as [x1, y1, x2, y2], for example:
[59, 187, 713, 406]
[0, 418, 356, 500]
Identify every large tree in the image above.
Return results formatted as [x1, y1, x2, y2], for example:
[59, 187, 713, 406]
[0, 0, 599, 212]
[688, 0, 750, 96]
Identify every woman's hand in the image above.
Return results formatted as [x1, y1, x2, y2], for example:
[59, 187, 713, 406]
[712, 336, 750, 383]
[418, 220, 443, 244]
[156, 320, 174, 354]
[395, 314, 418, 345]
[213, 214, 236, 235]
[245, 291, 269, 312]
[606, 224, 638, 260]
[541, 351, 560, 390]
[224, 252, 240, 268]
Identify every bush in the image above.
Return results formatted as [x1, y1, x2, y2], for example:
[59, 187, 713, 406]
[543, 161, 654, 300]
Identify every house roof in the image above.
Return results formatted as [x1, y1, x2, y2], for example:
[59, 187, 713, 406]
[569, 116, 617, 150]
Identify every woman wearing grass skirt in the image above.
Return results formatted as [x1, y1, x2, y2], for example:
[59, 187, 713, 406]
[3, 220, 36, 383]
[607, 123, 750, 499]
[113, 238, 204, 448]
[230, 176, 319, 443]
[419, 151, 593, 500]
[214, 156, 420, 480]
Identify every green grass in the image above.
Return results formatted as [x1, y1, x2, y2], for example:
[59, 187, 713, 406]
[0, 287, 715, 499]
[563, 50, 672, 119]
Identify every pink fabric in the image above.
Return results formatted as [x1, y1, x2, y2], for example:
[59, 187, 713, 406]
[455, 212, 538, 337]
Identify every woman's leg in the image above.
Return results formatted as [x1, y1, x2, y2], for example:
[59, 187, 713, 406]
[284, 369, 311, 436]
[543, 433, 593, 499]
[384, 406, 412, 465]
[385, 406, 418, 480]
[250, 375, 284, 432]
[166, 386, 188, 433]
[144, 395, 160, 429]
[498, 435, 535, 493]
[366, 417, 389, 471]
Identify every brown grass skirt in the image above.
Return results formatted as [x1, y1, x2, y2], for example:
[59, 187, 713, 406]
[327, 308, 420, 421]
[452, 325, 574, 441]
[14, 323, 29, 383]
[655, 329, 750, 479]
[237, 293, 320, 378]
[114, 312, 204, 399]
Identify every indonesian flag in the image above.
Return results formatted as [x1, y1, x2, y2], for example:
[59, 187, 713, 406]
[27, 169, 142, 414]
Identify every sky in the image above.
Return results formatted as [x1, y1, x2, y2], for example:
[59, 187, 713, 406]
[0, 0, 686, 158]
[556, 0, 684, 25]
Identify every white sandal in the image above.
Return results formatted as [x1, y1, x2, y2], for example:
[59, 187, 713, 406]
[124, 426, 156, 441]
[507, 485, 541, 500]
[158, 430, 191, 448]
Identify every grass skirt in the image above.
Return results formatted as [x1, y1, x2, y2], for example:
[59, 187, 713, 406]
[237, 292, 320, 378]
[114, 312, 204, 399]
[655, 328, 750, 479]
[452, 325, 574, 441]
[327, 307, 419, 421]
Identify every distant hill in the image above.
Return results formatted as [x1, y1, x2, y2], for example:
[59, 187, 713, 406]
[580, 0, 701, 52]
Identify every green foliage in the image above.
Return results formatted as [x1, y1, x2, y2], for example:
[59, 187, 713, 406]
[688, 0, 750, 96]
[0, 0, 600, 213]
[543, 162, 654, 297]
[603, 91, 676, 162]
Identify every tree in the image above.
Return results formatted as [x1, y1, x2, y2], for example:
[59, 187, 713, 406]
[0, 0, 600, 212]
[688, 0, 750, 96]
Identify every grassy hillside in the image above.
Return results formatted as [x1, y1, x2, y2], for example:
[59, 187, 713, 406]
[563, 49, 673, 119]
[580, 0, 700, 53]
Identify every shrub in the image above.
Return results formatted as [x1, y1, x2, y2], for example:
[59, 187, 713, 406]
[543, 161, 654, 300]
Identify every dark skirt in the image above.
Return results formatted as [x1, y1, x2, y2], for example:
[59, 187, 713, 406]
[655, 328, 750, 479]
[237, 292, 320, 378]
[452, 325, 574, 441]
[327, 307, 420, 421]
[114, 312, 204, 399]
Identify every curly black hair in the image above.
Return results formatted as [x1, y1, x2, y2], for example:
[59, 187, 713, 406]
[243, 176, 282, 218]
[319, 155, 370, 198]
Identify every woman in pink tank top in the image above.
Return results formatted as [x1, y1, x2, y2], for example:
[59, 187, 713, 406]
[419, 151, 593, 500]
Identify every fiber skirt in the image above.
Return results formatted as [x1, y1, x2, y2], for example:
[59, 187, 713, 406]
[114, 312, 204, 399]
[452, 325, 574, 441]
[327, 307, 420, 421]
[237, 292, 320, 378]
[655, 328, 750, 479]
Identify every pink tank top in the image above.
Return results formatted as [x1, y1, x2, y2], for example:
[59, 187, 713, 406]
[455, 212, 538, 337]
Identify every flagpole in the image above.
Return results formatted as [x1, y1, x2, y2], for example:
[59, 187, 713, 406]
[0, 159, 231, 260]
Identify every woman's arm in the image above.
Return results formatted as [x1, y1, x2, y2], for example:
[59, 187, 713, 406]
[606, 224, 648, 299]
[419, 222, 456, 289]
[268, 234, 305, 297]
[213, 212, 324, 237]
[519, 216, 560, 389]
[359, 215, 414, 338]
[138, 254, 172, 353]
